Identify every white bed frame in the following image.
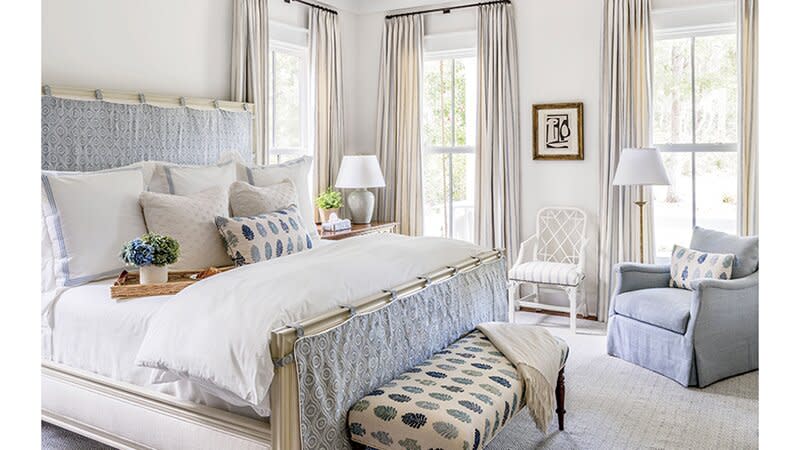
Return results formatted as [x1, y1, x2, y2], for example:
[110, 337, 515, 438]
[42, 248, 502, 450]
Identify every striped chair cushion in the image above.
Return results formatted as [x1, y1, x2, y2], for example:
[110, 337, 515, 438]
[509, 261, 582, 286]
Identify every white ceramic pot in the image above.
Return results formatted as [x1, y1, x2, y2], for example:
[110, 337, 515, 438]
[140, 265, 168, 285]
[319, 207, 340, 223]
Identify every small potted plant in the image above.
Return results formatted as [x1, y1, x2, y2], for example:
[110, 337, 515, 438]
[121, 233, 180, 285]
[315, 187, 343, 223]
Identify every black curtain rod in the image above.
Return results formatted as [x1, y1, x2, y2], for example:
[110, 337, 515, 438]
[386, 0, 510, 19]
[283, 0, 338, 15]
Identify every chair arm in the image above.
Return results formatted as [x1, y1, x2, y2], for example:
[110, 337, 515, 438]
[576, 237, 590, 276]
[514, 234, 539, 267]
[612, 263, 671, 296]
[688, 271, 758, 385]
[690, 271, 759, 292]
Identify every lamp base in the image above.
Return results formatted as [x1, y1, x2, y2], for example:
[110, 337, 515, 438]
[348, 189, 375, 224]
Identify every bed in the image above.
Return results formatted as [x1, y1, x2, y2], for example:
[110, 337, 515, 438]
[40, 87, 509, 450]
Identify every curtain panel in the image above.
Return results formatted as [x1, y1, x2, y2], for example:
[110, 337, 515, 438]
[231, 0, 269, 164]
[598, 0, 654, 320]
[374, 16, 424, 236]
[737, 0, 758, 236]
[310, 8, 346, 217]
[475, 3, 522, 263]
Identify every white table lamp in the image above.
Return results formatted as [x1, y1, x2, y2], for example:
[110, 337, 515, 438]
[335, 155, 386, 224]
[612, 148, 671, 263]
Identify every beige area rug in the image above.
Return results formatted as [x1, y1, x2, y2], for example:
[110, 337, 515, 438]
[484, 312, 758, 449]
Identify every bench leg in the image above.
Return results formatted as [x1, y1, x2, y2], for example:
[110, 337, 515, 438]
[556, 368, 565, 431]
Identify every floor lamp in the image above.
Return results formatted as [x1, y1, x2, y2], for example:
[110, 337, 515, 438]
[612, 148, 671, 263]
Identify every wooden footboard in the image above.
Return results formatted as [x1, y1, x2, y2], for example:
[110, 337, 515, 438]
[269, 249, 504, 450]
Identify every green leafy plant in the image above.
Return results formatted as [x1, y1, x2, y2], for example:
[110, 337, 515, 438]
[315, 187, 343, 210]
[120, 233, 180, 267]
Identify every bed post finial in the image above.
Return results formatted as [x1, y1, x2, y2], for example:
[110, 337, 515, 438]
[94, 89, 103, 101]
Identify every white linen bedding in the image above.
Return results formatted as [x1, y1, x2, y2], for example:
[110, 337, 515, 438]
[44, 279, 267, 419]
[135, 234, 486, 414]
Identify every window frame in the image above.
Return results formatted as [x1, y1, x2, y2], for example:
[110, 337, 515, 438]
[652, 24, 737, 235]
[422, 48, 477, 240]
[268, 40, 310, 164]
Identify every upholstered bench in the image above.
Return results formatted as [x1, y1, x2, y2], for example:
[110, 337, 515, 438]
[347, 330, 568, 450]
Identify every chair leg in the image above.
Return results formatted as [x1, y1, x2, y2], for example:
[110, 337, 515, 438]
[555, 368, 566, 431]
[507, 281, 518, 323]
[567, 287, 578, 333]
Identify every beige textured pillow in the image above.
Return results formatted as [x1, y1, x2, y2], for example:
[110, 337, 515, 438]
[139, 186, 232, 270]
[229, 180, 298, 217]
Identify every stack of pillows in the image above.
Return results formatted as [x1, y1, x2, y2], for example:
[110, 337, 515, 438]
[41, 155, 318, 292]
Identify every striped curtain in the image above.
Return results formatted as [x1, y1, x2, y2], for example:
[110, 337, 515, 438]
[598, 0, 654, 320]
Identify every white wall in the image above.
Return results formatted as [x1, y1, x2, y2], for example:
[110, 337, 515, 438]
[42, 0, 233, 99]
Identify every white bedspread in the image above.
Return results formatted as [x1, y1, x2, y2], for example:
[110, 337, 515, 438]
[135, 234, 485, 414]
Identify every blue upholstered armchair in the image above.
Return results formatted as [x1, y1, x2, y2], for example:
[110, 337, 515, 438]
[606, 227, 759, 387]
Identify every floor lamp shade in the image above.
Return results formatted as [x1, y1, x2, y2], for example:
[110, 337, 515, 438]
[612, 148, 670, 186]
[612, 148, 670, 263]
[335, 155, 386, 224]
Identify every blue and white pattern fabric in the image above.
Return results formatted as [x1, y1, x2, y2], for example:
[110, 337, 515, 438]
[508, 261, 583, 286]
[215, 206, 312, 266]
[348, 330, 525, 450]
[41, 96, 253, 172]
[669, 244, 735, 290]
[292, 261, 509, 450]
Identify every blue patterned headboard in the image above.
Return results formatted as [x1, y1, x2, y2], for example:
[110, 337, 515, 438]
[41, 95, 253, 171]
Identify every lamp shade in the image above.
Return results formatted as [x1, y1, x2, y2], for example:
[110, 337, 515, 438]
[612, 148, 671, 186]
[335, 155, 386, 189]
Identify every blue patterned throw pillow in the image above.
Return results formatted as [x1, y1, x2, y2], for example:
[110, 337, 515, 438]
[669, 244, 734, 290]
[215, 205, 313, 266]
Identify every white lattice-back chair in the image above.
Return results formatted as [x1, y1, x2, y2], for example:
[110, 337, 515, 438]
[509, 207, 589, 332]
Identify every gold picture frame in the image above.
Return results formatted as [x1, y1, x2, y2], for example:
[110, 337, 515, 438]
[533, 102, 584, 160]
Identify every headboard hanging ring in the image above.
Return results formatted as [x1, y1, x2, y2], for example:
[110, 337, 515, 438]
[94, 89, 103, 100]
[138, 93, 146, 104]
[179, 97, 187, 107]
[213, 99, 220, 109]
[42, 85, 52, 96]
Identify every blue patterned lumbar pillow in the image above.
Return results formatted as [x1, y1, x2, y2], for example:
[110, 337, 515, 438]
[669, 244, 734, 290]
[215, 205, 313, 266]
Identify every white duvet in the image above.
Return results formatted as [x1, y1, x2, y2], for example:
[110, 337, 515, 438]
[135, 233, 485, 414]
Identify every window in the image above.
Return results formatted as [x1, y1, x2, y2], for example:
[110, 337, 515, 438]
[652, 30, 738, 260]
[268, 42, 309, 165]
[422, 52, 477, 241]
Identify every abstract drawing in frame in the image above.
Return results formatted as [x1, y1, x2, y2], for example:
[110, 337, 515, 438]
[532, 102, 584, 160]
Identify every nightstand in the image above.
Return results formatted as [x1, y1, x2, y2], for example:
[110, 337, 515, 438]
[317, 221, 398, 241]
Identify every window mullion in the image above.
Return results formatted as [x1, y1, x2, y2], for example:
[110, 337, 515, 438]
[690, 36, 697, 229]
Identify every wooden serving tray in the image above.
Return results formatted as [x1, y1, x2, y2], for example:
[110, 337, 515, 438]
[110, 266, 233, 299]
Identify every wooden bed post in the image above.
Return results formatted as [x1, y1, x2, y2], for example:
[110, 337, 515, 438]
[556, 368, 566, 431]
[270, 332, 302, 450]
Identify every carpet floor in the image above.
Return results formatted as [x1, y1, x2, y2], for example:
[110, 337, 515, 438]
[42, 312, 758, 449]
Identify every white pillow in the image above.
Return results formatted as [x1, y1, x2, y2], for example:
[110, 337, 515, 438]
[244, 156, 319, 240]
[42, 169, 147, 287]
[155, 160, 237, 195]
[229, 180, 298, 217]
[139, 186, 232, 270]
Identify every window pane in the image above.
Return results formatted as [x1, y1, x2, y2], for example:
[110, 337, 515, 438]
[653, 152, 693, 259]
[453, 57, 476, 147]
[272, 51, 303, 148]
[423, 153, 448, 237]
[450, 153, 475, 242]
[653, 38, 692, 144]
[423, 59, 453, 147]
[694, 34, 737, 144]
[695, 152, 737, 234]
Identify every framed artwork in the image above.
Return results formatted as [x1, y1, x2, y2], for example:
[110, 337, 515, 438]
[532, 102, 584, 160]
